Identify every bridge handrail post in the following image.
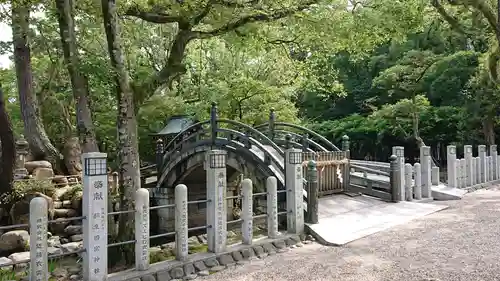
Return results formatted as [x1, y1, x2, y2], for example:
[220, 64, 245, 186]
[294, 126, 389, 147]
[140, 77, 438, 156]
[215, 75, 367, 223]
[342, 135, 350, 190]
[465, 145, 473, 186]
[175, 184, 189, 261]
[266, 176, 279, 238]
[420, 146, 432, 198]
[210, 102, 218, 146]
[268, 108, 275, 141]
[389, 155, 401, 203]
[404, 163, 413, 201]
[135, 188, 150, 270]
[306, 160, 319, 224]
[205, 149, 227, 253]
[392, 146, 405, 201]
[156, 138, 164, 174]
[413, 163, 422, 200]
[241, 179, 253, 245]
[446, 145, 457, 188]
[285, 137, 304, 235]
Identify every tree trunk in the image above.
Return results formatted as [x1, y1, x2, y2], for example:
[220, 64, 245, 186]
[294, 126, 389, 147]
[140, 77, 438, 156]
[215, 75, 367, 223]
[482, 116, 496, 145]
[11, 2, 61, 170]
[55, 0, 99, 153]
[101, 0, 141, 264]
[0, 83, 15, 196]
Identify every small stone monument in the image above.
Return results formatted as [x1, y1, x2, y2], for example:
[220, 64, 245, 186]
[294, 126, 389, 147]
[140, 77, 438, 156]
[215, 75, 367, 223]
[14, 135, 29, 179]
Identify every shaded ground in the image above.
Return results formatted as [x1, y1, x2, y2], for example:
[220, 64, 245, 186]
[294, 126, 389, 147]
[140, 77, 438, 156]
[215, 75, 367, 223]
[200, 187, 500, 281]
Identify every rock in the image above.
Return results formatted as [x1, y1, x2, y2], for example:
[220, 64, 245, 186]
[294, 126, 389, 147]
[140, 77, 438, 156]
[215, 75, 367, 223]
[273, 240, 286, 249]
[236, 260, 248, 266]
[197, 270, 209, 277]
[252, 245, 265, 256]
[204, 257, 219, 268]
[303, 240, 312, 244]
[0, 257, 12, 270]
[65, 225, 83, 236]
[71, 192, 83, 211]
[25, 161, 52, 173]
[277, 248, 289, 253]
[240, 248, 254, 259]
[187, 261, 202, 274]
[170, 267, 184, 279]
[231, 250, 244, 261]
[10, 193, 54, 227]
[8, 251, 30, 267]
[61, 242, 83, 253]
[63, 137, 82, 176]
[285, 238, 296, 246]
[48, 246, 63, 255]
[54, 208, 78, 218]
[184, 274, 197, 280]
[187, 236, 199, 246]
[62, 200, 72, 208]
[156, 270, 171, 281]
[184, 263, 195, 275]
[227, 231, 237, 238]
[33, 167, 54, 180]
[53, 201, 63, 209]
[69, 275, 80, 281]
[68, 177, 79, 185]
[0, 230, 30, 252]
[197, 235, 207, 244]
[141, 274, 156, 281]
[51, 267, 68, 278]
[209, 265, 225, 273]
[305, 234, 313, 241]
[70, 234, 83, 242]
[217, 254, 234, 265]
[161, 242, 175, 250]
[49, 218, 70, 235]
[67, 265, 81, 275]
[53, 175, 69, 185]
[262, 243, 276, 255]
[61, 238, 70, 244]
[53, 186, 73, 202]
[149, 246, 162, 254]
[290, 235, 301, 244]
[296, 242, 304, 247]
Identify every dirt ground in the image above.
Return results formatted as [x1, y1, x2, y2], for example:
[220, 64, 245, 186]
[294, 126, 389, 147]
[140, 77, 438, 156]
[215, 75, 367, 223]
[200, 187, 500, 281]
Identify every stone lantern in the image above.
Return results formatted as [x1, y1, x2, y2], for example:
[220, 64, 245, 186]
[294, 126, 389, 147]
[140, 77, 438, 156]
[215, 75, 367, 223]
[14, 135, 29, 179]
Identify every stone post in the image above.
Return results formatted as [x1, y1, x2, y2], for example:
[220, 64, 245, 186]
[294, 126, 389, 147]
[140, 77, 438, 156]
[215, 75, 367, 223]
[404, 164, 413, 201]
[446, 145, 457, 188]
[475, 157, 480, 185]
[156, 138, 164, 174]
[266, 176, 279, 239]
[205, 150, 227, 253]
[389, 155, 401, 202]
[460, 159, 466, 188]
[135, 188, 150, 270]
[488, 156, 494, 181]
[285, 138, 304, 234]
[479, 145, 486, 183]
[14, 135, 29, 179]
[241, 179, 253, 245]
[414, 163, 422, 200]
[489, 144, 496, 180]
[82, 152, 108, 281]
[306, 160, 319, 224]
[392, 146, 405, 201]
[175, 184, 188, 260]
[431, 166, 439, 186]
[341, 135, 350, 190]
[268, 108, 276, 141]
[30, 197, 48, 281]
[420, 146, 432, 198]
[472, 156, 476, 185]
[465, 145, 473, 186]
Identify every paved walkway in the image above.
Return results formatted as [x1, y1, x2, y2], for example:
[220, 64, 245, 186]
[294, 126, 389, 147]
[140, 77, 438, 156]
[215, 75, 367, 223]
[201, 187, 500, 281]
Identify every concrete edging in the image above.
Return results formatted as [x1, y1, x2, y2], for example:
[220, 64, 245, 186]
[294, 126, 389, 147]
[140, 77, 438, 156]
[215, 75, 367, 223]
[465, 179, 500, 193]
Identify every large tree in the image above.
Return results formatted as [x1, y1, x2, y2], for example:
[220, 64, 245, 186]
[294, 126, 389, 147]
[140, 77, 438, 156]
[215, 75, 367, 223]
[0, 83, 15, 196]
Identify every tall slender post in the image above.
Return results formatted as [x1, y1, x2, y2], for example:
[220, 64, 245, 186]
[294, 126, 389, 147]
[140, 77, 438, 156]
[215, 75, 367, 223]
[206, 150, 227, 253]
[392, 146, 405, 201]
[266, 176, 279, 238]
[472, 156, 477, 185]
[447, 145, 457, 188]
[14, 135, 29, 179]
[268, 108, 275, 141]
[301, 134, 309, 152]
[431, 166, 439, 186]
[210, 102, 218, 146]
[475, 157, 480, 185]
[156, 138, 164, 174]
[414, 163, 422, 200]
[82, 152, 108, 281]
[489, 156, 493, 181]
[135, 188, 150, 270]
[479, 145, 487, 183]
[241, 179, 253, 245]
[285, 134, 304, 234]
[420, 146, 432, 198]
[389, 155, 401, 202]
[175, 184, 188, 260]
[341, 135, 350, 190]
[458, 159, 464, 188]
[404, 164, 413, 201]
[465, 145, 473, 186]
[30, 197, 48, 281]
[306, 160, 319, 224]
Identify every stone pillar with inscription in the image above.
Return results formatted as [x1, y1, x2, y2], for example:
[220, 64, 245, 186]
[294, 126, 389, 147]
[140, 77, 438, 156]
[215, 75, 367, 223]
[135, 188, 150, 270]
[464, 145, 473, 186]
[285, 147, 304, 235]
[175, 184, 188, 261]
[446, 145, 457, 188]
[266, 176, 279, 239]
[206, 150, 227, 253]
[30, 197, 48, 281]
[420, 146, 432, 198]
[392, 146, 405, 201]
[475, 157, 480, 185]
[241, 179, 253, 245]
[431, 166, 439, 186]
[479, 145, 487, 183]
[82, 152, 108, 281]
[404, 164, 413, 201]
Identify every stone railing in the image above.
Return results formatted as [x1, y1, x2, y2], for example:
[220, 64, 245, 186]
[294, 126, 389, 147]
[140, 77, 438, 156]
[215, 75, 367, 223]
[0, 150, 306, 281]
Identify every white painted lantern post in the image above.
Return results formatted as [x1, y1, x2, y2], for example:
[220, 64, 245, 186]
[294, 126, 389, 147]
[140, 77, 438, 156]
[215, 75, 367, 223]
[82, 152, 108, 281]
[285, 141, 304, 235]
[206, 150, 227, 253]
[447, 145, 457, 188]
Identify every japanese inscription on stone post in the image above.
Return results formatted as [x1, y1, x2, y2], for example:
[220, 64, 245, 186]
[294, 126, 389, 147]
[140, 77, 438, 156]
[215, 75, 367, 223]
[82, 153, 108, 281]
[135, 188, 150, 270]
[206, 150, 227, 253]
[175, 184, 188, 261]
[216, 171, 226, 248]
[30, 197, 48, 281]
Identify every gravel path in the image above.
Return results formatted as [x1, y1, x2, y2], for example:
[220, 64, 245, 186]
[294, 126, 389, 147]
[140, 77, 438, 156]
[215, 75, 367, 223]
[200, 187, 500, 281]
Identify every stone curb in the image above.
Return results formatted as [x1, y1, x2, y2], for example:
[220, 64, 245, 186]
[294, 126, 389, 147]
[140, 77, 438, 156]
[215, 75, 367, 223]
[465, 179, 500, 193]
[109, 234, 307, 281]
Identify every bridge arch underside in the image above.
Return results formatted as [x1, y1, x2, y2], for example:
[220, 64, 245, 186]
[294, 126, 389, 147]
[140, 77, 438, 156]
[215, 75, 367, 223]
[152, 145, 283, 234]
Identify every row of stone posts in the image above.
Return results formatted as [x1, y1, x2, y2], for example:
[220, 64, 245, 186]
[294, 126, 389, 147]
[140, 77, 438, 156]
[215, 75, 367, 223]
[27, 147, 306, 281]
[392, 146, 435, 202]
[446, 145, 500, 188]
